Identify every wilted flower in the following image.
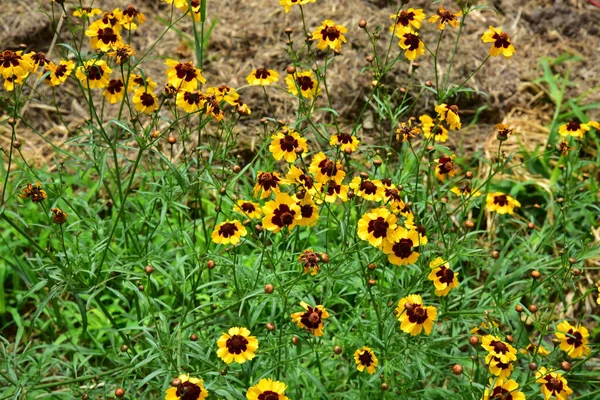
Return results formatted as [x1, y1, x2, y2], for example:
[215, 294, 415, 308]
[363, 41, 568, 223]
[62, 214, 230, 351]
[435, 104, 461, 130]
[19, 182, 47, 203]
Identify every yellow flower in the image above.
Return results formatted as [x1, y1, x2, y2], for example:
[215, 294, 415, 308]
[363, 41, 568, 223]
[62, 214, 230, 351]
[486, 192, 520, 215]
[486, 354, 514, 379]
[129, 74, 158, 91]
[108, 44, 136, 65]
[90, 9, 124, 32]
[3, 73, 25, 91]
[434, 155, 457, 182]
[121, 5, 145, 30]
[555, 321, 590, 359]
[395, 120, 421, 142]
[420, 114, 448, 142]
[481, 335, 517, 364]
[103, 79, 125, 104]
[428, 7, 461, 30]
[253, 171, 284, 199]
[165, 59, 206, 91]
[246, 68, 279, 86]
[357, 207, 398, 248]
[291, 301, 329, 336]
[73, 7, 102, 18]
[349, 177, 385, 202]
[206, 85, 239, 106]
[398, 30, 425, 61]
[311, 20, 347, 51]
[164, 0, 189, 11]
[204, 95, 225, 122]
[0, 50, 33, 79]
[296, 194, 319, 227]
[481, 378, 525, 400]
[216, 327, 258, 365]
[309, 152, 344, 184]
[19, 182, 47, 203]
[211, 220, 248, 245]
[262, 193, 302, 233]
[450, 183, 482, 198]
[535, 367, 573, 400]
[286, 70, 320, 99]
[233, 200, 263, 220]
[298, 249, 321, 275]
[28, 51, 50, 73]
[279, 0, 315, 13]
[234, 99, 252, 115]
[558, 120, 590, 138]
[382, 227, 423, 265]
[269, 128, 308, 162]
[427, 258, 459, 296]
[246, 378, 289, 400]
[329, 133, 360, 153]
[165, 374, 208, 400]
[390, 9, 426, 36]
[286, 166, 316, 196]
[354, 347, 378, 374]
[85, 24, 123, 52]
[435, 104, 461, 130]
[76, 59, 112, 89]
[176, 90, 206, 114]
[314, 177, 349, 204]
[521, 343, 550, 357]
[396, 294, 437, 336]
[481, 26, 515, 59]
[132, 88, 158, 114]
[44, 60, 74, 87]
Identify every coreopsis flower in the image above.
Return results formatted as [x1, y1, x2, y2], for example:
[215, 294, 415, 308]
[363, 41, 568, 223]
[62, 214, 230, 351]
[485, 354, 514, 379]
[234, 99, 252, 115]
[311, 20, 347, 51]
[314, 177, 349, 203]
[420, 114, 448, 142]
[434, 155, 457, 181]
[29, 51, 50, 73]
[50, 208, 68, 225]
[329, 133, 360, 153]
[279, 0, 315, 13]
[396, 294, 437, 336]
[165, 59, 206, 91]
[269, 128, 307, 162]
[216, 327, 258, 365]
[486, 193, 520, 215]
[435, 104, 461, 130]
[234, 200, 263, 220]
[382, 227, 423, 265]
[44, 60, 74, 87]
[19, 182, 47, 203]
[481, 378, 525, 400]
[389, 9, 426, 35]
[521, 343, 550, 357]
[85, 24, 123, 52]
[253, 171, 284, 199]
[132, 88, 159, 114]
[91, 9, 124, 32]
[211, 220, 248, 245]
[555, 321, 590, 358]
[129, 74, 158, 91]
[589, 121, 599, 130]
[103, 79, 125, 104]
[298, 249, 321, 275]
[354, 347, 378, 374]
[165, 374, 208, 400]
[286, 70, 320, 99]
[558, 120, 590, 138]
[108, 44, 136, 65]
[121, 5, 145, 30]
[556, 139, 575, 157]
[398, 30, 425, 61]
[395, 121, 421, 142]
[73, 7, 102, 18]
[296, 194, 319, 227]
[450, 183, 482, 198]
[357, 207, 399, 248]
[495, 123, 513, 141]
[246, 68, 279, 86]
[206, 85, 239, 106]
[76, 59, 112, 89]
[428, 7, 461, 30]
[205, 95, 225, 122]
[481, 335, 518, 364]
[3, 74, 25, 91]
[176, 90, 206, 114]
[0, 50, 33, 79]
[349, 177, 385, 202]
[309, 153, 344, 184]
[246, 378, 289, 400]
[291, 302, 329, 336]
[427, 257, 459, 296]
[164, 0, 189, 11]
[535, 367, 573, 400]
[286, 166, 316, 195]
[482, 27, 516, 59]
[262, 193, 302, 233]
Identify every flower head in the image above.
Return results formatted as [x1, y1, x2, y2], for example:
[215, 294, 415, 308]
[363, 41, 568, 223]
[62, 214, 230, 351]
[349, 177, 385, 202]
[234, 200, 263, 220]
[298, 249, 321, 275]
[103, 79, 125, 104]
[558, 120, 590, 138]
[246, 68, 279, 86]
[211, 220, 248, 245]
[427, 258, 459, 296]
[357, 207, 399, 248]
[296, 194, 319, 227]
[382, 227, 423, 265]
[312, 20, 347, 51]
[481, 378, 525, 400]
[165, 59, 206, 91]
[486, 193, 520, 215]
[450, 183, 482, 198]
[535, 367, 573, 400]
[354, 346, 378, 374]
[420, 114, 448, 142]
[390, 9, 426, 35]
[76, 59, 112, 89]
[396, 294, 437, 336]
[329, 133, 360, 153]
[50, 208, 68, 225]
[555, 321, 590, 359]
[44, 60, 74, 87]
[279, 0, 315, 13]
[19, 182, 47, 203]
[165, 374, 208, 400]
[108, 44, 136, 65]
[286, 70, 320, 99]
[428, 7, 461, 30]
[309, 153, 344, 184]
[0, 50, 33, 79]
[434, 155, 457, 181]
[481, 335, 518, 364]
[73, 7, 102, 19]
[253, 171, 284, 199]
[485, 354, 514, 379]
[121, 5, 146, 30]
[395, 121, 421, 142]
[206, 85, 240, 106]
[269, 128, 307, 162]
[132, 88, 158, 114]
[246, 378, 289, 400]
[291, 301, 329, 336]
[176, 90, 206, 114]
[85, 24, 123, 52]
[482, 26, 515, 59]
[435, 104, 461, 130]
[261, 193, 302, 233]
[216, 327, 258, 365]
[398, 30, 425, 61]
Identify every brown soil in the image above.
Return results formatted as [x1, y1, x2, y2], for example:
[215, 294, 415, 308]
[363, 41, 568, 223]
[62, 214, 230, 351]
[1, 0, 600, 167]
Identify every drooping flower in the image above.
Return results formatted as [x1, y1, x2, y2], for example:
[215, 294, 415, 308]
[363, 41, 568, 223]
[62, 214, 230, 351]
[108, 44, 136, 65]
[428, 7, 461, 30]
[298, 249, 321, 275]
[206, 85, 240, 106]
[165, 59, 206, 91]
[50, 208, 68, 225]
[76, 59, 112, 89]
[165, 374, 208, 400]
[121, 5, 146, 30]
[354, 346, 378, 374]
[427, 257, 459, 296]
[262, 193, 302, 233]
[329, 133, 360, 153]
[486, 193, 520, 215]
[398, 30, 425, 61]
[435, 104, 461, 130]
[291, 301, 329, 336]
[211, 220, 248, 245]
[19, 182, 47, 203]
[269, 128, 308, 162]
[420, 114, 448, 142]
[389, 9, 426, 35]
[246, 68, 279, 86]
[558, 120, 590, 138]
[535, 367, 573, 400]
[396, 294, 437, 336]
[311, 20, 347, 51]
[204, 95, 225, 122]
[286, 70, 320, 99]
[216, 327, 258, 365]
[246, 378, 289, 400]
[434, 155, 457, 181]
[253, 171, 284, 199]
[233, 200, 263, 220]
[481, 26, 516, 59]
[481, 378, 525, 400]
[382, 227, 423, 265]
[481, 335, 518, 364]
[555, 321, 590, 359]
[357, 207, 399, 248]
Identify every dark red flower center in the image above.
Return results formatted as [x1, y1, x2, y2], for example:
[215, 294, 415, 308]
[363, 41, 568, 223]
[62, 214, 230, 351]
[492, 32, 511, 49]
[258, 391, 280, 400]
[490, 386, 512, 400]
[97, 27, 119, 45]
[225, 334, 248, 354]
[492, 340, 509, 354]
[436, 266, 455, 284]
[358, 350, 374, 366]
[254, 68, 270, 79]
[106, 79, 124, 94]
[184, 91, 203, 105]
[296, 75, 314, 91]
[87, 65, 104, 81]
[0, 50, 21, 68]
[272, 205, 296, 227]
[566, 121, 581, 131]
[566, 329, 583, 348]
[318, 158, 338, 176]
[337, 133, 353, 144]
[407, 304, 428, 324]
[140, 93, 155, 107]
[320, 25, 341, 41]
[493, 195, 508, 207]
[392, 238, 414, 259]
[301, 306, 323, 329]
[403, 33, 420, 51]
[175, 62, 198, 82]
[258, 172, 280, 191]
[241, 203, 256, 213]
[176, 381, 202, 400]
[279, 134, 299, 152]
[360, 181, 378, 195]
[300, 204, 314, 219]
[396, 11, 415, 26]
[219, 222, 238, 238]
[54, 64, 68, 78]
[367, 217, 389, 238]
